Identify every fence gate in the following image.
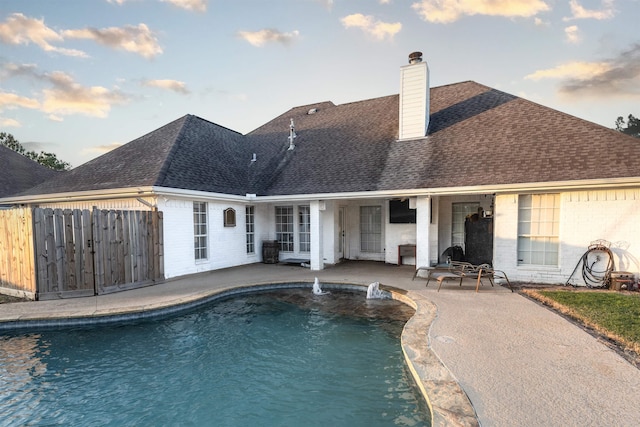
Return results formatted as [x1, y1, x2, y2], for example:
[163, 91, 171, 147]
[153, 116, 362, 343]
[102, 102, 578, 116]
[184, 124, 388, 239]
[33, 207, 164, 300]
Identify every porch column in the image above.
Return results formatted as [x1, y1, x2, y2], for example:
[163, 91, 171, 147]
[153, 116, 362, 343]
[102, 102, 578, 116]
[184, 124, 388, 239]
[310, 200, 324, 271]
[415, 196, 431, 268]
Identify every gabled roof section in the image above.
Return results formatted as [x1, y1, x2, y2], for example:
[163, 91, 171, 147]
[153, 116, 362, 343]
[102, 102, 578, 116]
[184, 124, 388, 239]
[0, 145, 60, 197]
[247, 98, 397, 195]
[16, 114, 250, 197]
[158, 115, 249, 195]
[249, 81, 640, 195]
[387, 81, 640, 190]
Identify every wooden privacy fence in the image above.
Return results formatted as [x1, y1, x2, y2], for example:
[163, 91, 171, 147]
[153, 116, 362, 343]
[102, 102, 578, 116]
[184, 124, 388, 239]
[0, 207, 163, 300]
[0, 208, 36, 298]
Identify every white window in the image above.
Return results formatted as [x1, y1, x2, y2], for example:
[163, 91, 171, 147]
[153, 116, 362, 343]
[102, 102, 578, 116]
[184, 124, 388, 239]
[518, 194, 559, 266]
[275, 206, 294, 252]
[299, 206, 310, 252]
[246, 206, 255, 254]
[360, 206, 382, 253]
[193, 202, 208, 260]
[451, 202, 479, 249]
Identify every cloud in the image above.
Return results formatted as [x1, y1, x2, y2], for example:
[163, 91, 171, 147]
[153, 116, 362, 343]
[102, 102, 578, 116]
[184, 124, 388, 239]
[0, 87, 40, 128]
[41, 71, 129, 117]
[0, 13, 161, 59]
[525, 61, 611, 81]
[0, 62, 39, 80]
[341, 14, 402, 40]
[237, 29, 300, 47]
[563, 0, 615, 21]
[48, 114, 64, 122]
[142, 79, 190, 94]
[525, 44, 640, 98]
[0, 13, 87, 57]
[0, 117, 21, 127]
[82, 142, 123, 155]
[411, 0, 550, 23]
[564, 25, 581, 44]
[1, 62, 129, 118]
[63, 23, 162, 59]
[316, 0, 334, 10]
[534, 17, 550, 26]
[0, 91, 40, 110]
[161, 0, 208, 12]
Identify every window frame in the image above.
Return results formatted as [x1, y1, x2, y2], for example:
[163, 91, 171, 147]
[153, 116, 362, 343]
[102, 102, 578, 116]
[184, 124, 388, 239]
[517, 194, 560, 266]
[193, 201, 208, 261]
[275, 206, 294, 252]
[245, 205, 255, 254]
[298, 205, 310, 253]
[360, 205, 382, 253]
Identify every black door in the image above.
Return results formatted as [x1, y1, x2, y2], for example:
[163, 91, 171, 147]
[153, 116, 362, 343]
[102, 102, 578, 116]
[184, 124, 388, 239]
[464, 217, 493, 265]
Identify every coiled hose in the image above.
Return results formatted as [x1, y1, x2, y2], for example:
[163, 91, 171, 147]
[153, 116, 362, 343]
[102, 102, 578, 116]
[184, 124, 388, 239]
[566, 243, 615, 288]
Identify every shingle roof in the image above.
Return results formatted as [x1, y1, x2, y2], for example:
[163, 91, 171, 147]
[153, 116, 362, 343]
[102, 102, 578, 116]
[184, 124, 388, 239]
[9, 81, 640, 200]
[249, 81, 640, 195]
[412, 82, 640, 189]
[247, 96, 398, 195]
[17, 114, 249, 196]
[0, 145, 60, 197]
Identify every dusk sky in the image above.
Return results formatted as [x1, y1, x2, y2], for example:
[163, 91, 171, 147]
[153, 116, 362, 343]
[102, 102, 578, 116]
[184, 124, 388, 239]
[1, 0, 638, 168]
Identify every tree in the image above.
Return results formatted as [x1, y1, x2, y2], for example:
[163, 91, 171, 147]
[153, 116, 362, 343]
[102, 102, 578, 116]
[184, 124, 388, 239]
[0, 132, 26, 154]
[615, 114, 640, 138]
[0, 132, 71, 171]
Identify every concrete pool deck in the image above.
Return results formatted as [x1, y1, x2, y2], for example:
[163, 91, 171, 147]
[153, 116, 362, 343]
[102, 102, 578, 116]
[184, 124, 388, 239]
[2, 261, 640, 426]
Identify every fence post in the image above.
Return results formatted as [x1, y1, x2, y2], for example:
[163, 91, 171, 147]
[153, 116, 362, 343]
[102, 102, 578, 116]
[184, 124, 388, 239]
[82, 209, 95, 293]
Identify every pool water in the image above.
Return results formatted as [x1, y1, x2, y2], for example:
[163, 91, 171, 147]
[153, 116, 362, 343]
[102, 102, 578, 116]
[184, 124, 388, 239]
[0, 288, 430, 426]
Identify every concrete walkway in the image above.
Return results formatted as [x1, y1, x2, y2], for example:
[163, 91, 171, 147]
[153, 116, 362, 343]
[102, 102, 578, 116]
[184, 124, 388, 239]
[2, 261, 640, 426]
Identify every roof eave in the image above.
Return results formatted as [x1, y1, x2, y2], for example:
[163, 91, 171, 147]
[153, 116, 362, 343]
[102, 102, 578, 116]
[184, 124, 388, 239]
[0, 187, 157, 205]
[2, 177, 638, 206]
[249, 177, 640, 202]
[152, 186, 251, 202]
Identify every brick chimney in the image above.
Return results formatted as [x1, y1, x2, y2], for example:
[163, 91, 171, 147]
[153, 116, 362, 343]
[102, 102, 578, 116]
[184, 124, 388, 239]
[399, 51, 429, 140]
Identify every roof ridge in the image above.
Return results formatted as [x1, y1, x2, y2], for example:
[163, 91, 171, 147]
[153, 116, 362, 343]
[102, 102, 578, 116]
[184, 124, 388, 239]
[187, 114, 245, 136]
[154, 114, 192, 187]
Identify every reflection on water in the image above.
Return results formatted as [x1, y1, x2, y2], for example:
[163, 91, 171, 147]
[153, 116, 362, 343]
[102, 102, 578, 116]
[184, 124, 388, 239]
[0, 334, 48, 425]
[0, 288, 430, 427]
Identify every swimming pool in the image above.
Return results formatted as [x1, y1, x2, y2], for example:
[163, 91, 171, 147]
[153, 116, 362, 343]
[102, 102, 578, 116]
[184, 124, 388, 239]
[0, 287, 431, 426]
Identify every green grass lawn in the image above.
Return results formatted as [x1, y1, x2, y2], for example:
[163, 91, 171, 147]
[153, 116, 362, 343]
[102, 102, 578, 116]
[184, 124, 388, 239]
[534, 290, 640, 354]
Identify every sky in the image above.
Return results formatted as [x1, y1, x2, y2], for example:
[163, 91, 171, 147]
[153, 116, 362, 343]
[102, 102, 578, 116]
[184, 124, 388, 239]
[0, 0, 638, 169]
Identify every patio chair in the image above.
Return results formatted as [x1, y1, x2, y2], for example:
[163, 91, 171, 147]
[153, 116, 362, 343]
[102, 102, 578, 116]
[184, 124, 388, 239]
[473, 264, 513, 292]
[419, 261, 471, 291]
[416, 262, 514, 293]
[413, 245, 468, 281]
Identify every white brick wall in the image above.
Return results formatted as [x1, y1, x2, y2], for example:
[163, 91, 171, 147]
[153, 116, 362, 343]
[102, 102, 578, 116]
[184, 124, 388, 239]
[386, 222, 416, 265]
[159, 197, 260, 278]
[494, 189, 640, 284]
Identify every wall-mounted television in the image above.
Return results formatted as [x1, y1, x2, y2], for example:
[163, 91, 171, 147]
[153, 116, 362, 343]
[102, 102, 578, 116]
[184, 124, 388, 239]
[389, 199, 416, 224]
